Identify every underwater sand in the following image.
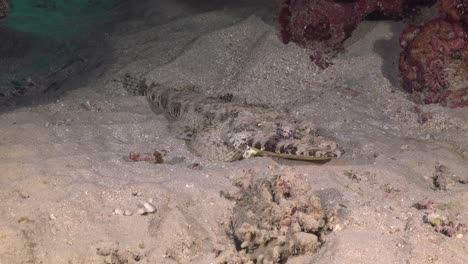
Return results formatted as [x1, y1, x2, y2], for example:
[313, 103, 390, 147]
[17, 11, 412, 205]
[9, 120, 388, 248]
[0, 0, 467, 263]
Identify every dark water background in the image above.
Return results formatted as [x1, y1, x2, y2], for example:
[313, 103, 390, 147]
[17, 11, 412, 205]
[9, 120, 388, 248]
[0, 0, 126, 105]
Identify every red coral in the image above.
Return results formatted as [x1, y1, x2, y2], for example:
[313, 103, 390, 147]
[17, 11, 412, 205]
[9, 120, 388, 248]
[400, 24, 421, 48]
[0, 0, 9, 19]
[277, 0, 467, 107]
[439, 0, 468, 23]
[399, 18, 468, 107]
[279, 0, 293, 43]
[279, 0, 415, 68]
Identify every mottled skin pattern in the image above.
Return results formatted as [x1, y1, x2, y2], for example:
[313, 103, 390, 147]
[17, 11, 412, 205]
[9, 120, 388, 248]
[144, 83, 342, 162]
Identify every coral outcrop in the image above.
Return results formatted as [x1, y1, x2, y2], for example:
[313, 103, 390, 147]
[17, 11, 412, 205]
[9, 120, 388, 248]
[0, 0, 8, 19]
[279, 0, 467, 107]
[279, 0, 415, 68]
[399, 1, 467, 108]
[217, 173, 336, 263]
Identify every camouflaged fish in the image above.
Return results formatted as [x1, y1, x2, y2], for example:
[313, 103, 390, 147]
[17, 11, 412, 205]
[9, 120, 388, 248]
[124, 75, 343, 161]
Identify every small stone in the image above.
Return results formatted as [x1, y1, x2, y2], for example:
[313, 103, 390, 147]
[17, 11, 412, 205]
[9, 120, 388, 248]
[424, 213, 442, 226]
[136, 208, 146, 215]
[124, 210, 133, 216]
[19, 191, 30, 199]
[143, 202, 156, 213]
[114, 209, 124, 215]
[18, 216, 32, 223]
[49, 214, 57, 220]
[187, 163, 202, 170]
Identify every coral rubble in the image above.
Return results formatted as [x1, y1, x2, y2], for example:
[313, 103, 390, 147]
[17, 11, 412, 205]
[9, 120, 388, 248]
[399, 1, 467, 108]
[217, 173, 335, 263]
[0, 0, 8, 19]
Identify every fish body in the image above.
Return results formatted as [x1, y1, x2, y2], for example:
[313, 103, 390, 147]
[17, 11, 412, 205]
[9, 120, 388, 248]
[144, 83, 342, 161]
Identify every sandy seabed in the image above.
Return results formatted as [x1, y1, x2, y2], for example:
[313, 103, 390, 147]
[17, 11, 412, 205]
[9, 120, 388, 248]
[1, 0, 467, 263]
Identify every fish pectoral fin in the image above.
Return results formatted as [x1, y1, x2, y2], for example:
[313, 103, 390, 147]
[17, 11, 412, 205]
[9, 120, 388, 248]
[174, 130, 194, 141]
[190, 124, 244, 162]
[168, 122, 194, 141]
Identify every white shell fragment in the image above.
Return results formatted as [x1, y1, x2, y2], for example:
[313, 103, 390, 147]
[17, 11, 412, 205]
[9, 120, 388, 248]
[136, 208, 147, 215]
[143, 202, 156, 213]
[124, 210, 133, 216]
[114, 209, 124, 215]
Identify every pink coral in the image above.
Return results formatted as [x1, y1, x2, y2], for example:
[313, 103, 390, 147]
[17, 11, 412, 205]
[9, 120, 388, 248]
[128, 150, 164, 163]
[439, 0, 468, 23]
[399, 17, 468, 107]
[277, 0, 467, 107]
